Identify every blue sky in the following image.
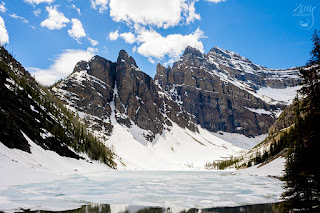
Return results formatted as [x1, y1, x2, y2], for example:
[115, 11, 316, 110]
[0, 0, 319, 85]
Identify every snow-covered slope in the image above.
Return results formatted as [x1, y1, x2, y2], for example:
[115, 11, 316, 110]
[237, 157, 286, 178]
[107, 122, 244, 170]
[0, 131, 111, 191]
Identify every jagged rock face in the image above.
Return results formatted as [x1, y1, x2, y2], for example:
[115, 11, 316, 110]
[54, 50, 197, 142]
[155, 46, 301, 136]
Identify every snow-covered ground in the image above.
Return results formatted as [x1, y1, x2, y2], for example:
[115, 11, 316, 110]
[0, 132, 111, 191]
[237, 157, 286, 178]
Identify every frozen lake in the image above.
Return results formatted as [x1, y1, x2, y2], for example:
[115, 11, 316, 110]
[0, 171, 284, 212]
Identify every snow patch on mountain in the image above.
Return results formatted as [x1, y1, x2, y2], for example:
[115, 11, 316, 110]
[256, 85, 301, 105]
[212, 132, 267, 150]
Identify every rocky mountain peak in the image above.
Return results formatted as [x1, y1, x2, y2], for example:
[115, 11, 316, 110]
[156, 63, 166, 76]
[183, 46, 203, 58]
[209, 47, 232, 59]
[117, 49, 138, 68]
[207, 47, 259, 69]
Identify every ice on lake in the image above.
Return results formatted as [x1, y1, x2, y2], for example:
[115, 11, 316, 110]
[0, 171, 284, 212]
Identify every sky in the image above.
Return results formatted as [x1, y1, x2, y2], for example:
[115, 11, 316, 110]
[0, 0, 319, 85]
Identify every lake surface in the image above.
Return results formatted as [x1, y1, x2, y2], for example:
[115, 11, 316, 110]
[0, 171, 284, 212]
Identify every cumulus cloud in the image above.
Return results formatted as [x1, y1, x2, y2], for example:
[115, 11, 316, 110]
[120, 32, 136, 44]
[183, 0, 200, 24]
[135, 28, 205, 60]
[10, 13, 29, 23]
[33, 9, 41, 16]
[0, 15, 9, 45]
[108, 29, 119, 40]
[0, 1, 7, 13]
[24, 0, 54, 5]
[107, 0, 207, 63]
[109, 0, 200, 29]
[90, 0, 108, 13]
[68, 18, 86, 43]
[28, 48, 97, 86]
[41, 6, 70, 30]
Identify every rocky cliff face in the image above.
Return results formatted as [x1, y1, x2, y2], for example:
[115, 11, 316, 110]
[0, 46, 80, 159]
[155, 46, 301, 136]
[54, 50, 198, 144]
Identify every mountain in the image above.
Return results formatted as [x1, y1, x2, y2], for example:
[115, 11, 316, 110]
[0, 44, 301, 170]
[0, 46, 116, 168]
[53, 50, 245, 169]
[155, 46, 301, 136]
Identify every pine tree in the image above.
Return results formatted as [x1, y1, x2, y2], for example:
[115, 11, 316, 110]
[282, 29, 320, 212]
[300, 30, 320, 113]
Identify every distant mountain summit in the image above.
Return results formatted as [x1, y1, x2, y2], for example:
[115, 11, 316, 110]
[155, 46, 301, 136]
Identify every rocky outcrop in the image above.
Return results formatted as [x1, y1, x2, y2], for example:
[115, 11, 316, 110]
[155, 46, 301, 136]
[54, 50, 198, 143]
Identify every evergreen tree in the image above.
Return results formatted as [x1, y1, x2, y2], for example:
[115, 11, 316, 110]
[282, 29, 320, 212]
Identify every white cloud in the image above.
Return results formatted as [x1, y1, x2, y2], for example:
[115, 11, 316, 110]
[183, 0, 200, 24]
[0, 15, 9, 45]
[120, 32, 136, 44]
[10, 13, 29, 23]
[0, 1, 7, 13]
[90, 0, 108, 13]
[41, 6, 70, 30]
[148, 57, 155, 64]
[109, 0, 200, 29]
[28, 48, 97, 86]
[205, 0, 226, 3]
[71, 4, 81, 15]
[24, 0, 54, 5]
[33, 9, 41, 16]
[88, 37, 99, 46]
[108, 29, 119, 40]
[68, 18, 86, 43]
[135, 28, 205, 60]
